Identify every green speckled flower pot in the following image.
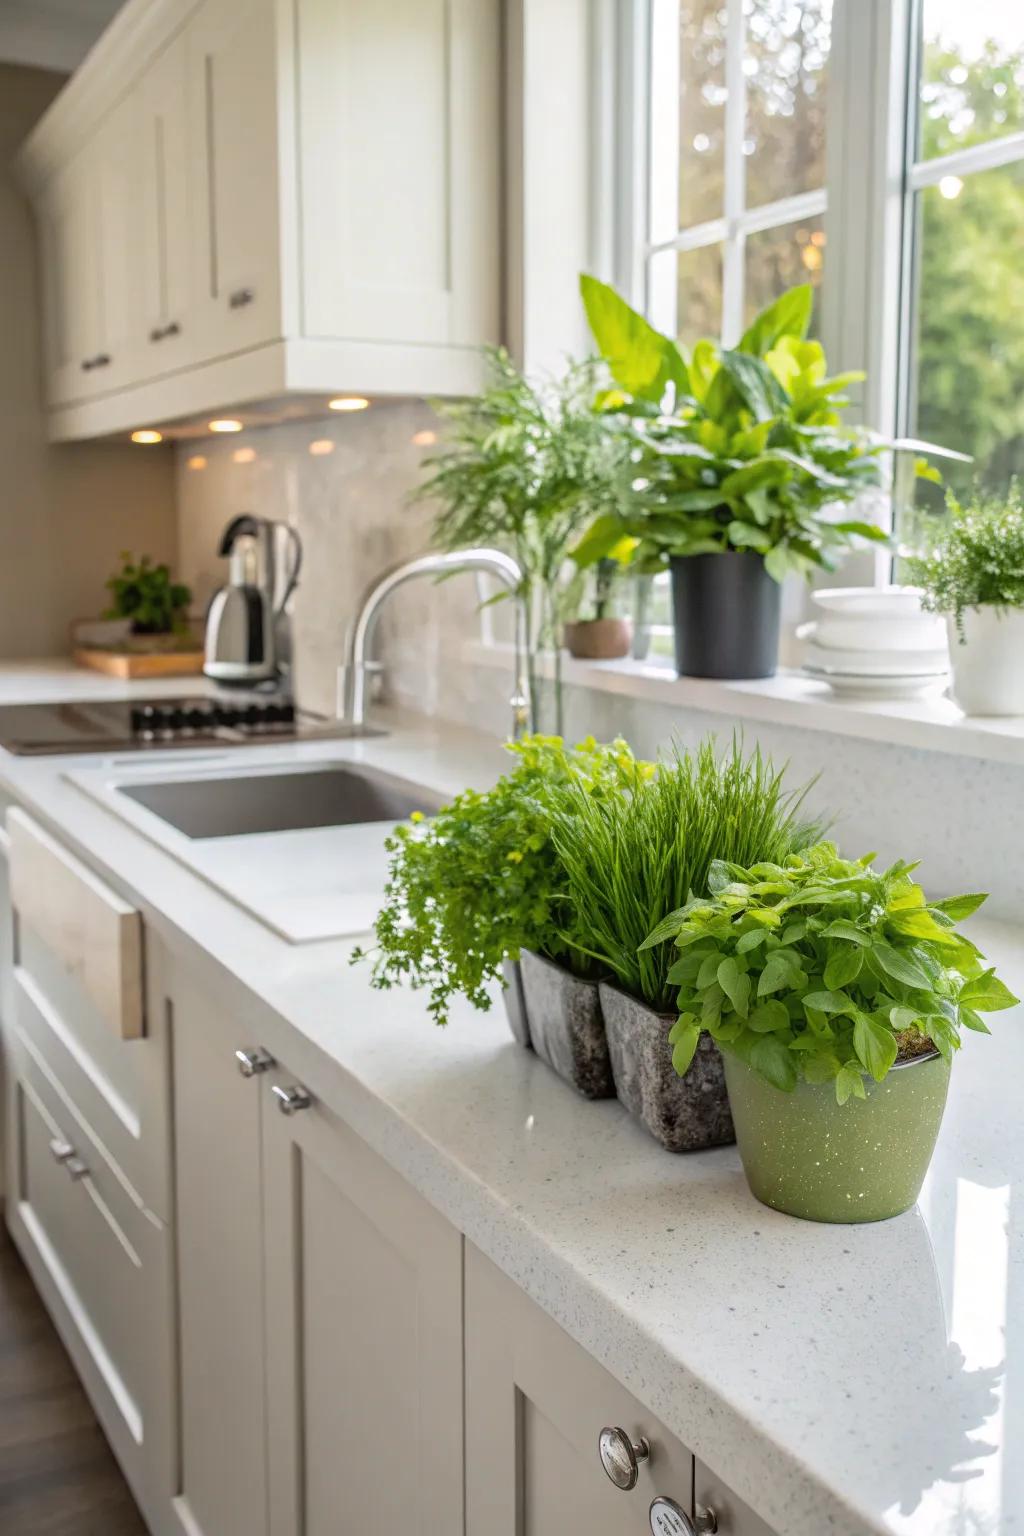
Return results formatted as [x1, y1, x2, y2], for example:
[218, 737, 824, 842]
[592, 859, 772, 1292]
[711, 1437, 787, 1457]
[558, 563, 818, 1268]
[722, 1050, 952, 1223]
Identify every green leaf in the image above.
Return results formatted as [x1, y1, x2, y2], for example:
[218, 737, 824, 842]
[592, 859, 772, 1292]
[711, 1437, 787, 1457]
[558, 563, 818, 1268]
[748, 999, 790, 1033]
[959, 1005, 991, 1035]
[853, 1013, 899, 1081]
[835, 1063, 867, 1105]
[717, 958, 751, 1019]
[871, 941, 931, 990]
[671, 1023, 701, 1076]
[830, 520, 890, 543]
[757, 951, 797, 997]
[719, 351, 790, 423]
[570, 515, 637, 569]
[959, 968, 1020, 1013]
[737, 927, 769, 954]
[933, 893, 988, 921]
[889, 1005, 922, 1031]
[820, 919, 870, 946]
[579, 274, 688, 402]
[639, 909, 688, 951]
[802, 989, 855, 1016]
[748, 1034, 797, 1091]
[738, 284, 813, 357]
[823, 947, 863, 990]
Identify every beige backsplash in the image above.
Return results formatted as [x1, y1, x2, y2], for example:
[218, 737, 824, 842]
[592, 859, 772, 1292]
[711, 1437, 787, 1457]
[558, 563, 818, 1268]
[174, 399, 487, 719]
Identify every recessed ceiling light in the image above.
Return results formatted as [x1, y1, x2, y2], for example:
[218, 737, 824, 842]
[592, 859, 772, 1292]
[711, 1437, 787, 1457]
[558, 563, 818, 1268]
[232, 446, 256, 464]
[187, 455, 207, 471]
[309, 439, 335, 456]
[131, 429, 163, 444]
[328, 396, 369, 413]
[209, 418, 243, 433]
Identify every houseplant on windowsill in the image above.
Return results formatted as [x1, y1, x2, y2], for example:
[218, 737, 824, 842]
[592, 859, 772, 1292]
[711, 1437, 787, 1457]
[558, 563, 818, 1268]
[561, 557, 633, 660]
[352, 734, 648, 1099]
[576, 276, 889, 679]
[642, 843, 1018, 1220]
[550, 738, 823, 1150]
[905, 481, 1024, 716]
[418, 350, 632, 733]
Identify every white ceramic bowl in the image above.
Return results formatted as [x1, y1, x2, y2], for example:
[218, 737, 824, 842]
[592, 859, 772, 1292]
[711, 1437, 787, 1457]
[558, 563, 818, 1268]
[802, 640, 950, 677]
[798, 615, 948, 653]
[812, 585, 927, 618]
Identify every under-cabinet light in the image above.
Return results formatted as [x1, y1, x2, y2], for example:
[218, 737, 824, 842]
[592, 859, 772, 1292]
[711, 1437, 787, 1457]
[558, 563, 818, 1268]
[209, 418, 244, 433]
[328, 396, 369, 412]
[131, 429, 163, 444]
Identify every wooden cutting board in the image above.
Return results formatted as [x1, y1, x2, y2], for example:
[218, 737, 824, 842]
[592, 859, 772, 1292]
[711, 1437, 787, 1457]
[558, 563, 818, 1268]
[74, 646, 205, 679]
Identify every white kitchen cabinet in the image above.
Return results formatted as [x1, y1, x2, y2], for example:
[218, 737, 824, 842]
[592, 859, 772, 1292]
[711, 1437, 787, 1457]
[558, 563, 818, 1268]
[17, 0, 500, 440]
[261, 1069, 464, 1535]
[465, 1242, 696, 1535]
[169, 965, 464, 1536]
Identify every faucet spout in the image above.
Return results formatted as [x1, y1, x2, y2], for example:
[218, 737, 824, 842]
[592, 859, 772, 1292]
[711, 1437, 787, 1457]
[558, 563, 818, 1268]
[341, 548, 531, 739]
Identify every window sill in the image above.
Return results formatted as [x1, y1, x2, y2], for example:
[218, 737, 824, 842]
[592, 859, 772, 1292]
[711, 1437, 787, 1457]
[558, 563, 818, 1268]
[462, 639, 1024, 768]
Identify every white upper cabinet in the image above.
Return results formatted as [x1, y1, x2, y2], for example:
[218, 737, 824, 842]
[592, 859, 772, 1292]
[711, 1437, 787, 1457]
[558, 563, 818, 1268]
[17, 0, 500, 439]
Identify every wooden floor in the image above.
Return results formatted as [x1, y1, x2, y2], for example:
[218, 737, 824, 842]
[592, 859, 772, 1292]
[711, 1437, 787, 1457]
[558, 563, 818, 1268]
[0, 1223, 149, 1535]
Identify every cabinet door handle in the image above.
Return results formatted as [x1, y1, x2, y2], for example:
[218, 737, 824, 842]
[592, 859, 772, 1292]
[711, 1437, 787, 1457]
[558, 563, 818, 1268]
[271, 1084, 312, 1116]
[49, 1137, 75, 1163]
[93, 353, 111, 368]
[228, 287, 254, 309]
[236, 1046, 275, 1078]
[598, 1427, 650, 1491]
[149, 321, 182, 342]
[64, 1155, 89, 1181]
[649, 1497, 717, 1535]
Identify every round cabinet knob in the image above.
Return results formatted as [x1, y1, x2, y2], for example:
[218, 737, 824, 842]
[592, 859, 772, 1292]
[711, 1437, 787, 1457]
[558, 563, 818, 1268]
[649, 1497, 717, 1535]
[235, 1047, 275, 1078]
[271, 1084, 312, 1116]
[598, 1426, 650, 1491]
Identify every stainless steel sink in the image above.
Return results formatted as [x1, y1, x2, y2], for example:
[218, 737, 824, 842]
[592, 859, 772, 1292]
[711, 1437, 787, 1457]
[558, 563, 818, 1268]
[117, 763, 444, 840]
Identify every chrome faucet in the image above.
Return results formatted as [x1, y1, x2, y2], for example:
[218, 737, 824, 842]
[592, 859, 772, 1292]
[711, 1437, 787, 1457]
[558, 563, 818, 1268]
[340, 548, 532, 739]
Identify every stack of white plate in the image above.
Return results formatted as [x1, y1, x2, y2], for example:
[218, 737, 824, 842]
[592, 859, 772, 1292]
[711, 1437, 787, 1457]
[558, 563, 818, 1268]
[797, 587, 950, 698]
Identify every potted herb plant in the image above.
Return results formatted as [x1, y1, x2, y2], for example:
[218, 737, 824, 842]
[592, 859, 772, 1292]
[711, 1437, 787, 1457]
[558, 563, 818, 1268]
[419, 350, 631, 732]
[561, 558, 633, 660]
[576, 277, 889, 679]
[352, 734, 645, 1099]
[104, 551, 193, 638]
[551, 739, 822, 1150]
[905, 482, 1024, 715]
[642, 843, 1017, 1220]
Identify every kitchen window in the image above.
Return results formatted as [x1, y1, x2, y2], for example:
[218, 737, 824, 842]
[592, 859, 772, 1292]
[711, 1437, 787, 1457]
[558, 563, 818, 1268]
[618, 0, 1024, 502]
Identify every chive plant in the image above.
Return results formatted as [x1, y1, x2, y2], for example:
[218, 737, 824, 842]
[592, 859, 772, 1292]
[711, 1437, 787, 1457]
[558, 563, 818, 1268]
[550, 739, 823, 1011]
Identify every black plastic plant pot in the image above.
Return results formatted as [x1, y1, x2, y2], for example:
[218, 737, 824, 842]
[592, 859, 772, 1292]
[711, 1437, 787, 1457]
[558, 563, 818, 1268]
[518, 950, 615, 1100]
[670, 551, 781, 679]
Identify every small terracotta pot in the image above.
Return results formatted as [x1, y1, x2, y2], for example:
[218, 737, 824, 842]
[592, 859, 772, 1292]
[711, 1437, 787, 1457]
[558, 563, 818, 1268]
[518, 950, 614, 1100]
[600, 982, 734, 1152]
[563, 617, 633, 661]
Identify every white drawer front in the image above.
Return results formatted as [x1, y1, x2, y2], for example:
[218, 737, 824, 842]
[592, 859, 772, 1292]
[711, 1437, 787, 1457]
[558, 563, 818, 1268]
[8, 808, 144, 1041]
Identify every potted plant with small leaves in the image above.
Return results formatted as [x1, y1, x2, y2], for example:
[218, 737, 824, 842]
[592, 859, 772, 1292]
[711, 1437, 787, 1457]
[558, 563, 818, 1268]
[353, 734, 645, 1098]
[562, 558, 633, 660]
[550, 739, 822, 1150]
[642, 843, 1017, 1220]
[905, 481, 1024, 715]
[576, 277, 889, 679]
[74, 552, 198, 677]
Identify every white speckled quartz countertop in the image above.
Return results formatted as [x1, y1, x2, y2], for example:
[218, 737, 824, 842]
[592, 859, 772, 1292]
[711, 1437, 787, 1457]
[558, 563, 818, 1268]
[1, 661, 1022, 1536]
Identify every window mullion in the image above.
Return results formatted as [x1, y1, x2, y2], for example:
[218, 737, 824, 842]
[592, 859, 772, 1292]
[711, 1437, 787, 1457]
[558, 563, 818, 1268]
[721, 0, 748, 343]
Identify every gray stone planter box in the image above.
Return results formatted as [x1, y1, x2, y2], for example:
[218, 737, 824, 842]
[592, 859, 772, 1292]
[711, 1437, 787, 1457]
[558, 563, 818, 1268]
[519, 949, 614, 1100]
[501, 957, 531, 1048]
[600, 981, 734, 1152]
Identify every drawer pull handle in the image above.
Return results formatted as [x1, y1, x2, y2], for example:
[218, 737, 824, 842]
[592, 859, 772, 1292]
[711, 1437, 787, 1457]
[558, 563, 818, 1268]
[149, 321, 181, 342]
[64, 1156, 89, 1181]
[228, 287, 254, 308]
[236, 1046, 275, 1078]
[49, 1137, 75, 1163]
[649, 1497, 717, 1535]
[81, 353, 112, 370]
[598, 1426, 650, 1491]
[271, 1084, 311, 1116]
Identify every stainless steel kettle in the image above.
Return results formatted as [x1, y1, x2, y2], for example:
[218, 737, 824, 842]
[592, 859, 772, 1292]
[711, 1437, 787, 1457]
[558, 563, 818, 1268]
[203, 515, 302, 687]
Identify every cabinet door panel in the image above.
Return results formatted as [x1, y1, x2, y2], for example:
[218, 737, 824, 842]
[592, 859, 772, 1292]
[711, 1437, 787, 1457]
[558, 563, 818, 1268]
[466, 1243, 694, 1536]
[92, 93, 142, 393]
[299, 0, 499, 346]
[695, 1458, 777, 1536]
[136, 31, 195, 376]
[39, 161, 100, 405]
[171, 970, 268, 1536]
[262, 1080, 464, 1536]
[186, 0, 282, 358]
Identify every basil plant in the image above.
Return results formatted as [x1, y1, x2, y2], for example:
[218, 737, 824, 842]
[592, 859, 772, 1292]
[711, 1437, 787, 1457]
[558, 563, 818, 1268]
[641, 842, 1018, 1105]
[575, 276, 889, 582]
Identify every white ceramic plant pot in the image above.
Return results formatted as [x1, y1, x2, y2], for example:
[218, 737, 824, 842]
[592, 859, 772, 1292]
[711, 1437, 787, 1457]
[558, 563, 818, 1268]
[947, 607, 1024, 716]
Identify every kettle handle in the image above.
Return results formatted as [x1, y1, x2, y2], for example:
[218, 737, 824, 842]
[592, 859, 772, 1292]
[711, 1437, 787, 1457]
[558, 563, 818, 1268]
[217, 514, 261, 556]
[275, 525, 303, 614]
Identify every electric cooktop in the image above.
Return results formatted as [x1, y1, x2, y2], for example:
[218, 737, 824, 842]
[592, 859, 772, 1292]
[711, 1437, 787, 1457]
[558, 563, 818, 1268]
[0, 696, 379, 756]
